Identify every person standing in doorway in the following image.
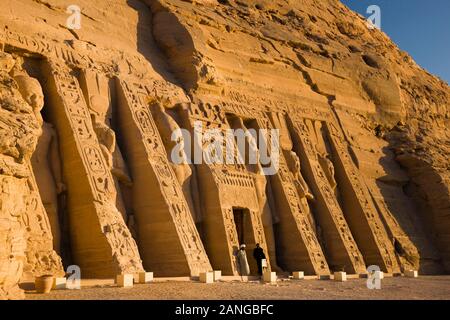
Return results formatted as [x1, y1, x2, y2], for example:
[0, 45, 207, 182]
[253, 243, 266, 276]
[236, 244, 250, 278]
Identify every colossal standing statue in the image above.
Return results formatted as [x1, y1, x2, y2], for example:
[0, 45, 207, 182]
[317, 152, 337, 192]
[234, 117, 282, 271]
[30, 123, 65, 254]
[80, 70, 132, 222]
[286, 151, 314, 201]
[152, 103, 202, 223]
[13, 64, 65, 253]
[285, 150, 316, 230]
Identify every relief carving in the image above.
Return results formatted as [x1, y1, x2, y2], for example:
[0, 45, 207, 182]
[255, 115, 329, 274]
[45, 61, 143, 276]
[12, 62, 64, 276]
[326, 122, 400, 273]
[116, 79, 211, 276]
[288, 116, 366, 273]
[152, 103, 202, 223]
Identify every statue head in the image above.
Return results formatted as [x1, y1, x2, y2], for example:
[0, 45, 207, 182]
[14, 74, 44, 111]
[89, 94, 110, 119]
[0, 52, 16, 73]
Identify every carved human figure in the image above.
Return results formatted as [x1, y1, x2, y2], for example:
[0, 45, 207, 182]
[30, 123, 65, 254]
[91, 114, 131, 219]
[153, 103, 202, 223]
[13, 69, 44, 125]
[285, 151, 314, 200]
[12, 65, 65, 253]
[317, 151, 337, 192]
[235, 118, 282, 271]
[234, 117, 274, 223]
[269, 112, 293, 151]
[254, 166, 273, 228]
[82, 70, 132, 220]
[93, 115, 131, 186]
[82, 71, 132, 186]
[309, 120, 338, 193]
[285, 150, 316, 230]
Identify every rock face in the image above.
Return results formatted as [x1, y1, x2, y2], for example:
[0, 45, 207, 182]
[0, 0, 448, 298]
[0, 52, 63, 299]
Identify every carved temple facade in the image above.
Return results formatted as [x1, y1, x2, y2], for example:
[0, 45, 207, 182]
[0, 5, 446, 299]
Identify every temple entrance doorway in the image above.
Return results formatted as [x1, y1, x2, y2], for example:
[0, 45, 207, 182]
[232, 208, 257, 275]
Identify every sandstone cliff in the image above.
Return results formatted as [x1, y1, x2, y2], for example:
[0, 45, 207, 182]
[0, 0, 448, 299]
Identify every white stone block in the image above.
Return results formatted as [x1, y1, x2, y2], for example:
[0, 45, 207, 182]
[52, 277, 67, 290]
[213, 270, 222, 281]
[374, 271, 384, 280]
[199, 272, 214, 284]
[116, 274, 133, 287]
[405, 270, 418, 278]
[334, 272, 347, 282]
[137, 272, 153, 284]
[263, 271, 277, 283]
[292, 271, 304, 280]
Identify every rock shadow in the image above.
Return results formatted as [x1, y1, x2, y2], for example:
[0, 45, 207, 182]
[127, 0, 199, 91]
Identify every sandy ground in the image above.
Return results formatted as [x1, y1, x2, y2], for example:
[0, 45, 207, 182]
[25, 276, 450, 300]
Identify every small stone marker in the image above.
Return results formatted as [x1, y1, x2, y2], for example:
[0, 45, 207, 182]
[116, 274, 133, 287]
[263, 271, 277, 284]
[52, 277, 67, 290]
[213, 270, 222, 282]
[137, 272, 153, 284]
[374, 271, 384, 279]
[199, 272, 214, 283]
[405, 270, 418, 278]
[292, 271, 304, 280]
[334, 272, 347, 282]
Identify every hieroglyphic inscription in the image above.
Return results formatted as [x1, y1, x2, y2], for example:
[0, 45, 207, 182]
[365, 181, 420, 270]
[290, 118, 366, 273]
[223, 207, 240, 256]
[254, 117, 330, 274]
[1, 28, 180, 84]
[249, 210, 268, 252]
[326, 122, 400, 273]
[49, 62, 143, 274]
[117, 79, 212, 274]
[213, 170, 255, 188]
[182, 102, 271, 271]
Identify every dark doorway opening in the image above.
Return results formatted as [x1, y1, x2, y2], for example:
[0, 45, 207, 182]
[232, 208, 258, 275]
[233, 208, 245, 245]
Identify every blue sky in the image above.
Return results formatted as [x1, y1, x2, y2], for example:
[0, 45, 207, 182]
[341, 0, 450, 84]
